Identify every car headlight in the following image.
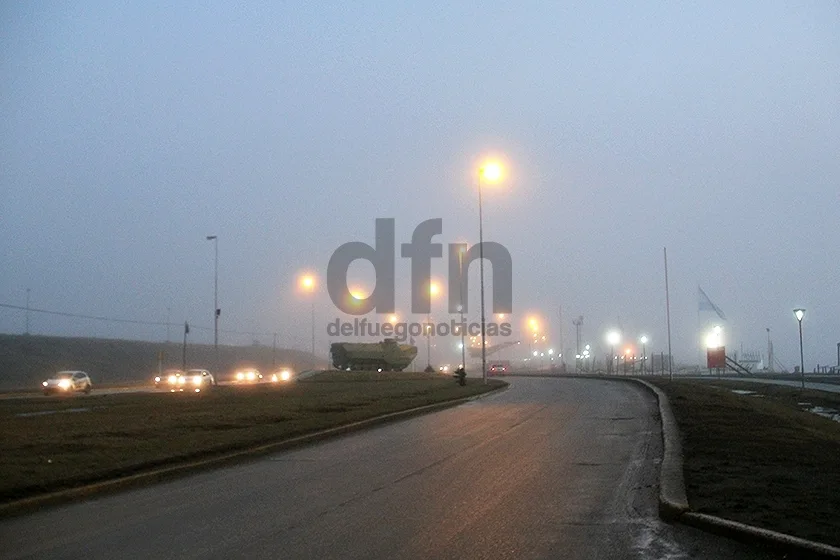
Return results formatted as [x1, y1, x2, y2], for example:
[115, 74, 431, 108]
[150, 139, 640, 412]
[42, 381, 48, 387]
[177, 376, 185, 385]
[193, 376, 202, 386]
[280, 370, 291, 381]
[58, 379, 71, 389]
[168, 375, 177, 384]
[154, 376, 161, 383]
[247, 372, 255, 380]
[236, 372, 244, 380]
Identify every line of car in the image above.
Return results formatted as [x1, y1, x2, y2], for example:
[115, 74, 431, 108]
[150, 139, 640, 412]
[40, 367, 296, 396]
[154, 367, 294, 392]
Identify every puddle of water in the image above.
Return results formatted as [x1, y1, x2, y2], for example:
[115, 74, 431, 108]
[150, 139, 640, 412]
[16, 407, 90, 418]
[807, 406, 840, 423]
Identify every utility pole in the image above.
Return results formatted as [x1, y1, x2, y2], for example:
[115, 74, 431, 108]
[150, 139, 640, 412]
[558, 306, 564, 367]
[573, 316, 583, 372]
[25, 288, 30, 335]
[182, 322, 190, 371]
[206, 235, 219, 370]
[664, 248, 673, 381]
[766, 328, 772, 372]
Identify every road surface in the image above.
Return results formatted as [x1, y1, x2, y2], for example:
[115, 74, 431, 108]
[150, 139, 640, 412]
[0, 377, 779, 559]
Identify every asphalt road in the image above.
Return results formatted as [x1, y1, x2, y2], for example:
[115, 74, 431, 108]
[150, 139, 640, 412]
[0, 377, 779, 560]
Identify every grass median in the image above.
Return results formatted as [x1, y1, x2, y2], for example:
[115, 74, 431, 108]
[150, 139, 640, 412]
[648, 378, 840, 547]
[0, 371, 505, 504]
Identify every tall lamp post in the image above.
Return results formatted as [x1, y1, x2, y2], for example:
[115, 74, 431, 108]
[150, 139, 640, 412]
[300, 274, 317, 359]
[640, 335, 648, 375]
[794, 308, 806, 389]
[607, 331, 621, 374]
[206, 235, 219, 368]
[475, 161, 503, 384]
[457, 246, 466, 369]
[426, 281, 440, 370]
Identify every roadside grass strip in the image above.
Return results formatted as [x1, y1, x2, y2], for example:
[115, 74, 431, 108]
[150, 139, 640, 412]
[650, 379, 840, 548]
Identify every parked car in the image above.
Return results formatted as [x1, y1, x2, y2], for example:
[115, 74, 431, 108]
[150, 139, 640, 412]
[42, 371, 92, 395]
[234, 368, 263, 383]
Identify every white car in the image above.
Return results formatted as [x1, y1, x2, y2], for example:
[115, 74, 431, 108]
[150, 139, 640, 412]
[42, 371, 92, 395]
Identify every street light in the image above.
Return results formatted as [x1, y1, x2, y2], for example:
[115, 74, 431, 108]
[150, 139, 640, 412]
[607, 331, 620, 374]
[456, 245, 467, 370]
[794, 308, 806, 389]
[299, 273, 317, 358]
[477, 160, 503, 384]
[705, 325, 723, 350]
[206, 235, 219, 369]
[640, 335, 648, 375]
[426, 280, 440, 370]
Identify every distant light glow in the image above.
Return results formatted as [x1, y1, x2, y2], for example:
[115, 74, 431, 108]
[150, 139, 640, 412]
[299, 273, 316, 292]
[480, 161, 503, 183]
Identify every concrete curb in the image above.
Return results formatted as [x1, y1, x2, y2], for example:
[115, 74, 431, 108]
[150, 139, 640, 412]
[0, 382, 508, 519]
[629, 378, 840, 558]
[681, 512, 840, 558]
[630, 379, 689, 520]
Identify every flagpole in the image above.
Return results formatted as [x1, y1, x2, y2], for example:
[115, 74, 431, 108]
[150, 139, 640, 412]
[664, 248, 673, 381]
[697, 285, 702, 370]
[182, 321, 189, 371]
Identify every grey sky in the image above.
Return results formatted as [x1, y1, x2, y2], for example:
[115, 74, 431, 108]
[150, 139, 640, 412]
[2, 1, 838, 368]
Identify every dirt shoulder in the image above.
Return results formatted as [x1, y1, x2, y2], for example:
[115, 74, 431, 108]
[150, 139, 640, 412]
[648, 379, 840, 548]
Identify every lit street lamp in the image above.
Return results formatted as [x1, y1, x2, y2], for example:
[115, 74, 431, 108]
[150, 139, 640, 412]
[426, 281, 440, 370]
[299, 273, 317, 358]
[607, 331, 620, 374]
[205, 235, 219, 369]
[640, 335, 648, 375]
[477, 160, 503, 384]
[794, 308, 806, 389]
[457, 246, 466, 369]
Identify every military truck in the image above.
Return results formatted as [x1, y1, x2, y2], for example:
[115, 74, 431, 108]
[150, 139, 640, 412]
[330, 339, 418, 371]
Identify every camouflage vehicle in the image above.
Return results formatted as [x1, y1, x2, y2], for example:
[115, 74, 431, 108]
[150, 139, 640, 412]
[330, 338, 418, 371]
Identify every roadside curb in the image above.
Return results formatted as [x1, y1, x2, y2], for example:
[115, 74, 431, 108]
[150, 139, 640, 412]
[681, 512, 840, 559]
[629, 379, 689, 520]
[0, 382, 508, 519]
[629, 378, 840, 558]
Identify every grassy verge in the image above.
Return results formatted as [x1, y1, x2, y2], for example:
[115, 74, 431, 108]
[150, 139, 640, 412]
[648, 379, 840, 547]
[0, 372, 504, 503]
